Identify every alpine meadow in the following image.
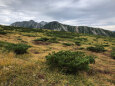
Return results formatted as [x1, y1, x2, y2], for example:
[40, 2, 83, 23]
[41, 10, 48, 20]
[0, 0, 115, 86]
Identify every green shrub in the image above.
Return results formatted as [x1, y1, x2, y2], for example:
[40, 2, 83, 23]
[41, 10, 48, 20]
[10, 44, 31, 54]
[88, 43, 91, 45]
[103, 44, 109, 47]
[111, 52, 115, 59]
[34, 37, 58, 43]
[111, 47, 115, 59]
[46, 31, 79, 38]
[0, 41, 31, 54]
[48, 37, 58, 43]
[0, 41, 14, 48]
[23, 34, 37, 37]
[104, 40, 107, 41]
[46, 51, 96, 73]
[112, 47, 115, 51]
[16, 37, 22, 40]
[75, 41, 81, 46]
[0, 31, 7, 35]
[79, 47, 85, 50]
[87, 45, 105, 52]
[34, 37, 49, 42]
[63, 43, 73, 46]
[75, 38, 88, 41]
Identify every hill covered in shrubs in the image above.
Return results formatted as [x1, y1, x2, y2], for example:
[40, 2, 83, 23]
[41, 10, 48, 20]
[0, 25, 115, 86]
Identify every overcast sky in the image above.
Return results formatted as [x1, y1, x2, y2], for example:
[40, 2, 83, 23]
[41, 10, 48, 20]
[0, 0, 115, 31]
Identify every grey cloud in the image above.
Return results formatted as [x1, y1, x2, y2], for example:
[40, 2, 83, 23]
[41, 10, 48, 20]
[0, 0, 115, 31]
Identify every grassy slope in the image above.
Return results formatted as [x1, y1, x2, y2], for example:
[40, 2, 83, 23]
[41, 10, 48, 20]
[0, 28, 115, 86]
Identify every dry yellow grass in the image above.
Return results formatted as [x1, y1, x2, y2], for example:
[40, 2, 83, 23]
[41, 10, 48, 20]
[0, 31, 115, 86]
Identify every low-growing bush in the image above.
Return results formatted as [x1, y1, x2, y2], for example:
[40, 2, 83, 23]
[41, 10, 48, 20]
[46, 31, 80, 38]
[79, 47, 85, 50]
[112, 47, 115, 51]
[0, 31, 7, 35]
[63, 43, 73, 46]
[34, 37, 58, 43]
[34, 37, 49, 42]
[16, 37, 22, 40]
[111, 52, 115, 59]
[48, 37, 58, 43]
[75, 41, 81, 46]
[103, 44, 109, 47]
[0, 41, 31, 54]
[23, 34, 37, 37]
[75, 38, 88, 42]
[87, 45, 105, 52]
[10, 44, 31, 54]
[46, 51, 96, 73]
[111, 47, 115, 59]
[0, 41, 13, 48]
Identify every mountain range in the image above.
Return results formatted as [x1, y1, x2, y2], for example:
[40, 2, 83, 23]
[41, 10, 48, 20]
[11, 20, 47, 29]
[11, 20, 115, 37]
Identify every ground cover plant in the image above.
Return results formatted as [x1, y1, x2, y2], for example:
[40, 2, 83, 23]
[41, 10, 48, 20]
[111, 47, 115, 59]
[62, 43, 73, 46]
[0, 30, 7, 35]
[0, 41, 31, 54]
[34, 37, 58, 43]
[46, 30, 80, 38]
[75, 41, 81, 46]
[75, 38, 88, 42]
[46, 51, 96, 73]
[87, 45, 106, 52]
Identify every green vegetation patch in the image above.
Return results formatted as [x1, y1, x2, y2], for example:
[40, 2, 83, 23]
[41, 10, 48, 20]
[62, 43, 73, 46]
[75, 38, 88, 42]
[111, 47, 115, 59]
[0, 41, 31, 54]
[23, 34, 38, 37]
[34, 37, 58, 43]
[34, 37, 49, 42]
[75, 41, 81, 46]
[87, 45, 106, 52]
[0, 30, 7, 35]
[79, 47, 85, 50]
[46, 31, 80, 38]
[46, 51, 96, 73]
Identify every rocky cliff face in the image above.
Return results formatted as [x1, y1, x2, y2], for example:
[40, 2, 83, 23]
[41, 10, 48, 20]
[11, 20, 47, 29]
[11, 20, 115, 37]
[43, 21, 115, 37]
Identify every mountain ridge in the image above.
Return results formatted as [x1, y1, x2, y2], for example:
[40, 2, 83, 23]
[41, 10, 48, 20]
[11, 20, 48, 29]
[11, 20, 115, 37]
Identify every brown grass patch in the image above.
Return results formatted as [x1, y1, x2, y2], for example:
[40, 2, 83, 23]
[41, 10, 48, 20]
[30, 49, 40, 54]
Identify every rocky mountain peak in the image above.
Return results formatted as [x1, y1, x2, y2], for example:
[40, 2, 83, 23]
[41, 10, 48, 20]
[29, 20, 35, 22]
[39, 21, 47, 26]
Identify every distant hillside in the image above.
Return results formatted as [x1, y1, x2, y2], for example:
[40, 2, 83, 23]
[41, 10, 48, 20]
[11, 20, 47, 29]
[11, 20, 115, 37]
